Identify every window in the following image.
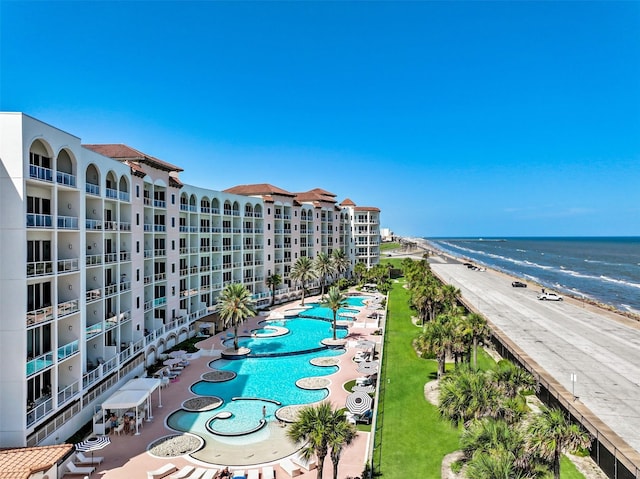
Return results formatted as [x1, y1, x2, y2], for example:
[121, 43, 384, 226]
[136, 241, 140, 253]
[136, 185, 140, 197]
[136, 269, 140, 281]
[171, 217, 175, 228]
[136, 213, 140, 226]
[171, 240, 175, 250]
[136, 297, 140, 309]
[172, 263, 175, 273]
[171, 194, 175, 205]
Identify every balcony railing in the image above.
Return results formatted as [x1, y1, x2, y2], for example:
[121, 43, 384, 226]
[86, 322, 102, 337]
[154, 273, 166, 281]
[119, 221, 131, 231]
[106, 187, 118, 199]
[57, 299, 79, 318]
[119, 191, 130, 201]
[56, 171, 76, 187]
[57, 381, 80, 407]
[57, 215, 78, 229]
[29, 164, 53, 182]
[57, 258, 79, 273]
[27, 305, 54, 326]
[27, 261, 53, 277]
[27, 213, 53, 228]
[154, 224, 166, 232]
[86, 218, 103, 229]
[144, 249, 153, 258]
[104, 252, 118, 263]
[86, 254, 102, 266]
[104, 220, 117, 230]
[57, 339, 79, 361]
[154, 249, 166, 257]
[144, 224, 153, 231]
[27, 351, 53, 376]
[86, 183, 100, 196]
[154, 199, 166, 208]
[26, 395, 53, 427]
[105, 284, 119, 296]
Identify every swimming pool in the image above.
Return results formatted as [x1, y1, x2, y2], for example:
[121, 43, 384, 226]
[298, 303, 360, 321]
[168, 348, 342, 437]
[224, 318, 348, 355]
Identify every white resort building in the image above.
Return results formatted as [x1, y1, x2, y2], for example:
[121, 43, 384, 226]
[0, 112, 380, 448]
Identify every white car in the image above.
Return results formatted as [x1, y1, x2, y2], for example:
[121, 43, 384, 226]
[537, 292, 563, 301]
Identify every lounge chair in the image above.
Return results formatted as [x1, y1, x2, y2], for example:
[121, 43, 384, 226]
[231, 469, 245, 478]
[262, 466, 275, 479]
[147, 463, 178, 479]
[190, 467, 207, 479]
[279, 458, 301, 477]
[247, 470, 260, 479]
[200, 469, 219, 479]
[76, 451, 104, 464]
[113, 422, 125, 435]
[291, 451, 317, 471]
[169, 465, 195, 479]
[67, 462, 95, 475]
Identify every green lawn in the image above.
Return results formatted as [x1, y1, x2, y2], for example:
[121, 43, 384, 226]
[380, 242, 402, 252]
[373, 278, 585, 479]
[373, 280, 460, 478]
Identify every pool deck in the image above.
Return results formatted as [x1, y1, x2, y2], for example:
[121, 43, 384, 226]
[79, 292, 384, 479]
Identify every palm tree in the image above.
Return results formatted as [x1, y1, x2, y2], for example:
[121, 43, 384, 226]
[326, 286, 348, 340]
[490, 360, 537, 399]
[328, 417, 358, 479]
[418, 314, 456, 378]
[464, 312, 489, 369]
[215, 283, 256, 350]
[265, 273, 282, 306]
[287, 402, 349, 479]
[353, 262, 367, 284]
[527, 407, 591, 479]
[331, 248, 350, 280]
[314, 252, 335, 298]
[290, 257, 317, 306]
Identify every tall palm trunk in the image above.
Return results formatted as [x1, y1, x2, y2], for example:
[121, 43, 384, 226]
[332, 311, 337, 340]
[316, 453, 327, 479]
[233, 324, 239, 350]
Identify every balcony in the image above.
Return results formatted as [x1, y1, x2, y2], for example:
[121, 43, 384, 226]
[86, 322, 102, 337]
[57, 215, 78, 229]
[119, 251, 131, 261]
[144, 249, 153, 258]
[58, 339, 79, 362]
[27, 260, 53, 277]
[58, 381, 80, 408]
[119, 281, 131, 292]
[201, 207, 211, 214]
[26, 395, 53, 427]
[154, 249, 166, 257]
[57, 258, 79, 273]
[58, 299, 79, 318]
[119, 221, 131, 231]
[144, 275, 152, 284]
[119, 191, 130, 201]
[86, 254, 102, 266]
[86, 218, 103, 229]
[104, 252, 118, 263]
[154, 297, 166, 307]
[144, 224, 153, 232]
[26, 305, 54, 326]
[29, 164, 53, 182]
[154, 272, 166, 281]
[154, 224, 166, 232]
[86, 183, 100, 196]
[105, 284, 119, 297]
[56, 171, 76, 187]
[104, 220, 118, 230]
[26, 351, 53, 376]
[26, 213, 53, 228]
[106, 187, 118, 199]
[154, 199, 166, 208]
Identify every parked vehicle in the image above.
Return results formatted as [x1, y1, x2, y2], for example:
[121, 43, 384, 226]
[538, 292, 563, 301]
[512, 281, 527, 288]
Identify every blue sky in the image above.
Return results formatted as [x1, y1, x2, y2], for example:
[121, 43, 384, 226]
[2, 1, 639, 237]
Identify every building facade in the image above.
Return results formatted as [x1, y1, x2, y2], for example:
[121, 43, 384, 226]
[0, 112, 380, 448]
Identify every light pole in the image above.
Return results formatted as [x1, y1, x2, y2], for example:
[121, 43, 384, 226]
[570, 373, 578, 400]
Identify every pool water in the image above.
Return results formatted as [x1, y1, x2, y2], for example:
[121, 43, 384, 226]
[169, 348, 343, 437]
[225, 318, 347, 355]
[298, 303, 360, 321]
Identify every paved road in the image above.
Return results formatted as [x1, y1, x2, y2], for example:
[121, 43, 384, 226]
[429, 258, 640, 455]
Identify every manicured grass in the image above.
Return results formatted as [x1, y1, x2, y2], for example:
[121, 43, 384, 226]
[374, 278, 585, 479]
[373, 280, 460, 478]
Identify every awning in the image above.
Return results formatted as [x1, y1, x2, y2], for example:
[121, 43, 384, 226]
[102, 389, 148, 410]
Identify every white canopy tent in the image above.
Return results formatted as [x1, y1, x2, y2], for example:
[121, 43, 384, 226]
[120, 377, 162, 418]
[101, 378, 161, 435]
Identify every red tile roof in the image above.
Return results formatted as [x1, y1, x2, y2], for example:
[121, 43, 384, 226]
[83, 144, 183, 172]
[224, 184, 295, 197]
[340, 198, 356, 206]
[0, 444, 73, 479]
[354, 206, 380, 212]
[295, 189, 337, 203]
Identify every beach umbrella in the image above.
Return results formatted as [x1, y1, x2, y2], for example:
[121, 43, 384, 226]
[346, 391, 373, 415]
[355, 340, 375, 350]
[163, 358, 182, 367]
[352, 385, 375, 393]
[168, 350, 186, 358]
[357, 361, 379, 375]
[75, 435, 110, 467]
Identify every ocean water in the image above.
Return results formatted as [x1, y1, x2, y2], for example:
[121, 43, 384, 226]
[426, 237, 640, 314]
